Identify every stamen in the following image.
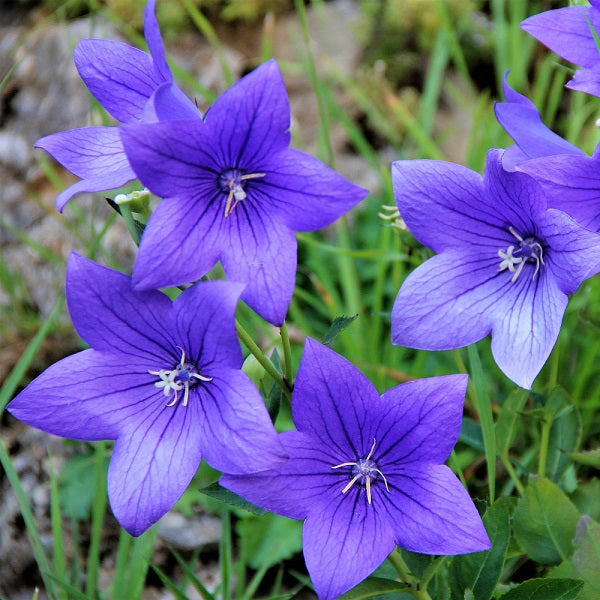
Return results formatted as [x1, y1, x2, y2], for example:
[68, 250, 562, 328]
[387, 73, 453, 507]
[331, 438, 390, 505]
[148, 347, 212, 407]
[498, 227, 545, 283]
[222, 171, 266, 217]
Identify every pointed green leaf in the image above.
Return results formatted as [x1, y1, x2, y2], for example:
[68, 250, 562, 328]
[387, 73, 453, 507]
[513, 477, 580, 564]
[339, 577, 411, 599]
[322, 314, 359, 345]
[449, 497, 511, 600]
[201, 482, 266, 516]
[567, 449, 600, 469]
[498, 578, 583, 600]
[573, 515, 600, 595]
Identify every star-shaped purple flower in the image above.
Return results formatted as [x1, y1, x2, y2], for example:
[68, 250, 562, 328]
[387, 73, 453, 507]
[521, 0, 600, 98]
[35, 0, 198, 211]
[8, 253, 285, 536]
[391, 149, 600, 389]
[494, 73, 583, 171]
[221, 338, 490, 600]
[119, 59, 368, 326]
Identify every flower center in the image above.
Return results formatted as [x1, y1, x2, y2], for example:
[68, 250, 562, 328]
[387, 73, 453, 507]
[218, 168, 266, 217]
[331, 439, 390, 505]
[498, 226, 545, 283]
[148, 347, 212, 407]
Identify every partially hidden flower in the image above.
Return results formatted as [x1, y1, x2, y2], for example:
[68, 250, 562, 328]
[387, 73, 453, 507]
[521, 0, 600, 98]
[391, 149, 600, 389]
[8, 253, 285, 536]
[494, 72, 583, 171]
[35, 0, 198, 211]
[119, 59, 368, 326]
[221, 338, 490, 600]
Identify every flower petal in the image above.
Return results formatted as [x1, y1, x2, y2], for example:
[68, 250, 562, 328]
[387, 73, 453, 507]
[303, 493, 395, 600]
[494, 74, 582, 164]
[67, 253, 174, 360]
[521, 6, 600, 69]
[74, 39, 163, 122]
[392, 157, 501, 253]
[518, 154, 600, 232]
[542, 209, 600, 293]
[383, 464, 491, 554]
[566, 63, 600, 98]
[377, 375, 468, 466]
[221, 430, 341, 521]
[391, 250, 499, 350]
[491, 271, 567, 389]
[143, 0, 171, 82]
[172, 280, 244, 369]
[149, 82, 202, 122]
[7, 349, 157, 441]
[290, 338, 380, 458]
[132, 194, 224, 291]
[194, 368, 286, 474]
[220, 207, 297, 326]
[257, 148, 368, 231]
[204, 59, 290, 167]
[107, 396, 204, 536]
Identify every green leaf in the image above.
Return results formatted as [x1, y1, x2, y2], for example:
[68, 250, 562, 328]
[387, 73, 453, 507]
[498, 578, 583, 600]
[566, 449, 600, 469]
[237, 513, 302, 570]
[545, 389, 581, 482]
[338, 577, 411, 599]
[322, 314, 359, 345]
[513, 476, 580, 564]
[200, 482, 266, 516]
[448, 497, 511, 600]
[573, 515, 600, 595]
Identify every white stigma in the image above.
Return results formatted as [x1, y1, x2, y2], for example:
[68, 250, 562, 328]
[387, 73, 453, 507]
[223, 172, 266, 217]
[331, 438, 390, 505]
[498, 226, 545, 283]
[148, 347, 212, 407]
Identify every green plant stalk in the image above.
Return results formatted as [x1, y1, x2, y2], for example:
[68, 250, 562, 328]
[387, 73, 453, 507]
[280, 321, 293, 385]
[236, 320, 291, 400]
[547, 339, 560, 391]
[538, 414, 554, 479]
[467, 344, 496, 502]
[220, 508, 232, 600]
[449, 450, 467, 488]
[49, 456, 68, 600]
[86, 441, 108, 599]
[387, 549, 432, 600]
[500, 453, 525, 495]
[0, 440, 57, 597]
[112, 529, 132, 599]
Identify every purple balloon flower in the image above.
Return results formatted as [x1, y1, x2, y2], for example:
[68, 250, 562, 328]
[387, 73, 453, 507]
[35, 0, 198, 211]
[391, 149, 600, 389]
[119, 59, 368, 326]
[494, 73, 583, 171]
[521, 0, 600, 98]
[222, 339, 490, 600]
[8, 253, 285, 536]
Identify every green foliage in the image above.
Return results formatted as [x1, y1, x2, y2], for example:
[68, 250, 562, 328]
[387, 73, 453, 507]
[498, 578, 583, 600]
[513, 477, 580, 564]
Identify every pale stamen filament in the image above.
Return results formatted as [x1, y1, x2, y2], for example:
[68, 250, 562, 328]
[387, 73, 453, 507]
[148, 347, 212, 407]
[224, 172, 266, 217]
[498, 227, 545, 283]
[331, 438, 389, 505]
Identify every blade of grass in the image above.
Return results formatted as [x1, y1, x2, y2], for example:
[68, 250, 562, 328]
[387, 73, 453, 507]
[150, 563, 189, 600]
[123, 525, 158, 600]
[220, 507, 233, 600]
[169, 547, 215, 600]
[49, 454, 68, 600]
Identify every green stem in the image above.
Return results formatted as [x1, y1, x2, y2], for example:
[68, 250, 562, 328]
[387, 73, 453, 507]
[235, 320, 291, 400]
[280, 321, 293, 385]
[501, 453, 525, 495]
[538, 414, 553, 479]
[387, 550, 433, 600]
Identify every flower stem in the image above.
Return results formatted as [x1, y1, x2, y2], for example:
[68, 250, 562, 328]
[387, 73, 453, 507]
[387, 549, 433, 600]
[501, 453, 525, 495]
[280, 321, 293, 385]
[538, 413, 553, 478]
[236, 320, 292, 400]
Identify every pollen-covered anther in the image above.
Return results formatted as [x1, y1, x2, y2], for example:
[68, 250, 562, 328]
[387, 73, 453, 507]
[498, 226, 545, 283]
[149, 347, 212, 407]
[331, 438, 390, 505]
[221, 170, 266, 217]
